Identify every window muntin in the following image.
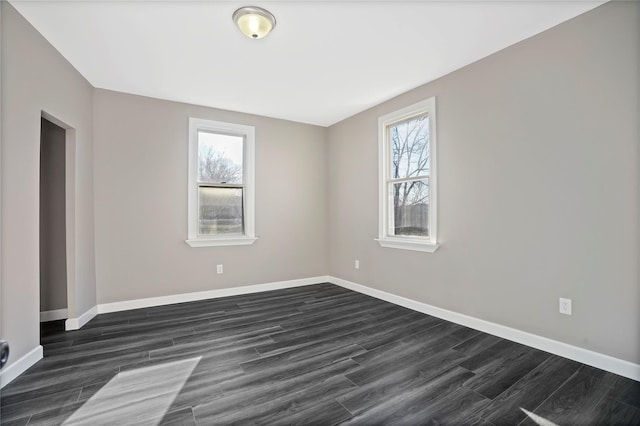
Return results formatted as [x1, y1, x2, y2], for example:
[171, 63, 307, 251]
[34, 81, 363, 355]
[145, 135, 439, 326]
[377, 98, 438, 252]
[187, 118, 256, 247]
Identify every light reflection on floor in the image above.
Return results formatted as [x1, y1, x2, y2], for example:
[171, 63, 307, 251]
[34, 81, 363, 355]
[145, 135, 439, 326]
[62, 357, 201, 426]
[521, 407, 559, 426]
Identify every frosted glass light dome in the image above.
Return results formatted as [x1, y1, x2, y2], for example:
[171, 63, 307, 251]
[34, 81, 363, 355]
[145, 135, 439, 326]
[233, 6, 276, 39]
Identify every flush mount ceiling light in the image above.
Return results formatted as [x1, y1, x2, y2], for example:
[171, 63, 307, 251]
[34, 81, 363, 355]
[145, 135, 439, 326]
[232, 6, 276, 39]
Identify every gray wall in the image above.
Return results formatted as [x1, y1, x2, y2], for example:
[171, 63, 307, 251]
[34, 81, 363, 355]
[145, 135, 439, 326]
[327, 1, 640, 364]
[1, 3, 96, 369]
[93, 89, 327, 304]
[1, 0, 638, 375]
[40, 118, 68, 312]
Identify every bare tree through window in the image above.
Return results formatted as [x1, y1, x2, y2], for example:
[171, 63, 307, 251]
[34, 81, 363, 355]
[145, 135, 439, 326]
[390, 114, 430, 236]
[198, 145, 242, 184]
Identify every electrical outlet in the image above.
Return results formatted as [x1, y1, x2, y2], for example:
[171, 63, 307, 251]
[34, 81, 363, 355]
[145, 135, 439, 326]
[217, 264, 223, 274]
[355, 260, 360, 270]
[559, 298, 572, 315]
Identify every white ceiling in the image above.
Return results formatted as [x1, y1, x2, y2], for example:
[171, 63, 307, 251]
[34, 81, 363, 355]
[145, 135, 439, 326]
[10, 0, 604, 127]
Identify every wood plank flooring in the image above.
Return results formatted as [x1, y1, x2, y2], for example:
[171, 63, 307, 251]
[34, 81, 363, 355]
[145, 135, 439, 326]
[1, 283, 639, 425]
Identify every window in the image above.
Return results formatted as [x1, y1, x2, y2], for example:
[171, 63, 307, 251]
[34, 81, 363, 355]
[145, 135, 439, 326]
[186, 118, 256, 247]
[376, 97, 438, 252]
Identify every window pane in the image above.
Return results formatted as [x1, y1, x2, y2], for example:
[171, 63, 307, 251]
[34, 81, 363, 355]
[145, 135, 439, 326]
[390, 115, 429, 179]
[198, 186, 244, 235]
[391, 179, 429, 237]
[198, 131, 243, 184]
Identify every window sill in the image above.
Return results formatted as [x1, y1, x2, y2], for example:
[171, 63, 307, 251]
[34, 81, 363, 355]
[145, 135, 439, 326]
[375, 238, 439, 253]
[185, 236, 258, 247]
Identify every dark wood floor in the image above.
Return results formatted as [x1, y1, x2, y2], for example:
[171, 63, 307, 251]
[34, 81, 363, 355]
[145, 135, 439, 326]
[1, 283, 639, 425]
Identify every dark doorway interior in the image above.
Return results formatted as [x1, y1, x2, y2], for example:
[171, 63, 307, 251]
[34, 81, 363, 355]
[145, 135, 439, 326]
[40, 117, 68, 326]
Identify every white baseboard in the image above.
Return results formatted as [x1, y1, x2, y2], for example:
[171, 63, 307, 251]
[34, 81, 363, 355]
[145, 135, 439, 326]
[98, 276, 329, 314]
[34, 275, 639, 382]
[65, 305, 98, 331]
[0, 345, 43, 388]
[0, 277, 329, 390]
[328, 276, 640, 382]
[40, 308, 68, 322]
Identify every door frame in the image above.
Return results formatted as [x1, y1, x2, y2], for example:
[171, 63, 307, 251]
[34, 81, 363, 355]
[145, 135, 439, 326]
[41, 111, 77, 328]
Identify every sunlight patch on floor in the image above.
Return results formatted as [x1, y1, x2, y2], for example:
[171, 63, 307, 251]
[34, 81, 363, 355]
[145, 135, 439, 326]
[62, 357, 201, 426]
[521, 407, 559, 426]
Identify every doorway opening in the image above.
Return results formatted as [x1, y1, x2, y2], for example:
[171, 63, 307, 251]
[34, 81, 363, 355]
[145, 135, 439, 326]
[39, 117, 68, 340]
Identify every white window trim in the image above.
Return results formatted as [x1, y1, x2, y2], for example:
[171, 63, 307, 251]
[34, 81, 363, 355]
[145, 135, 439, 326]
[375, 97, 439, 253]
[186, 118, 257, 247]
